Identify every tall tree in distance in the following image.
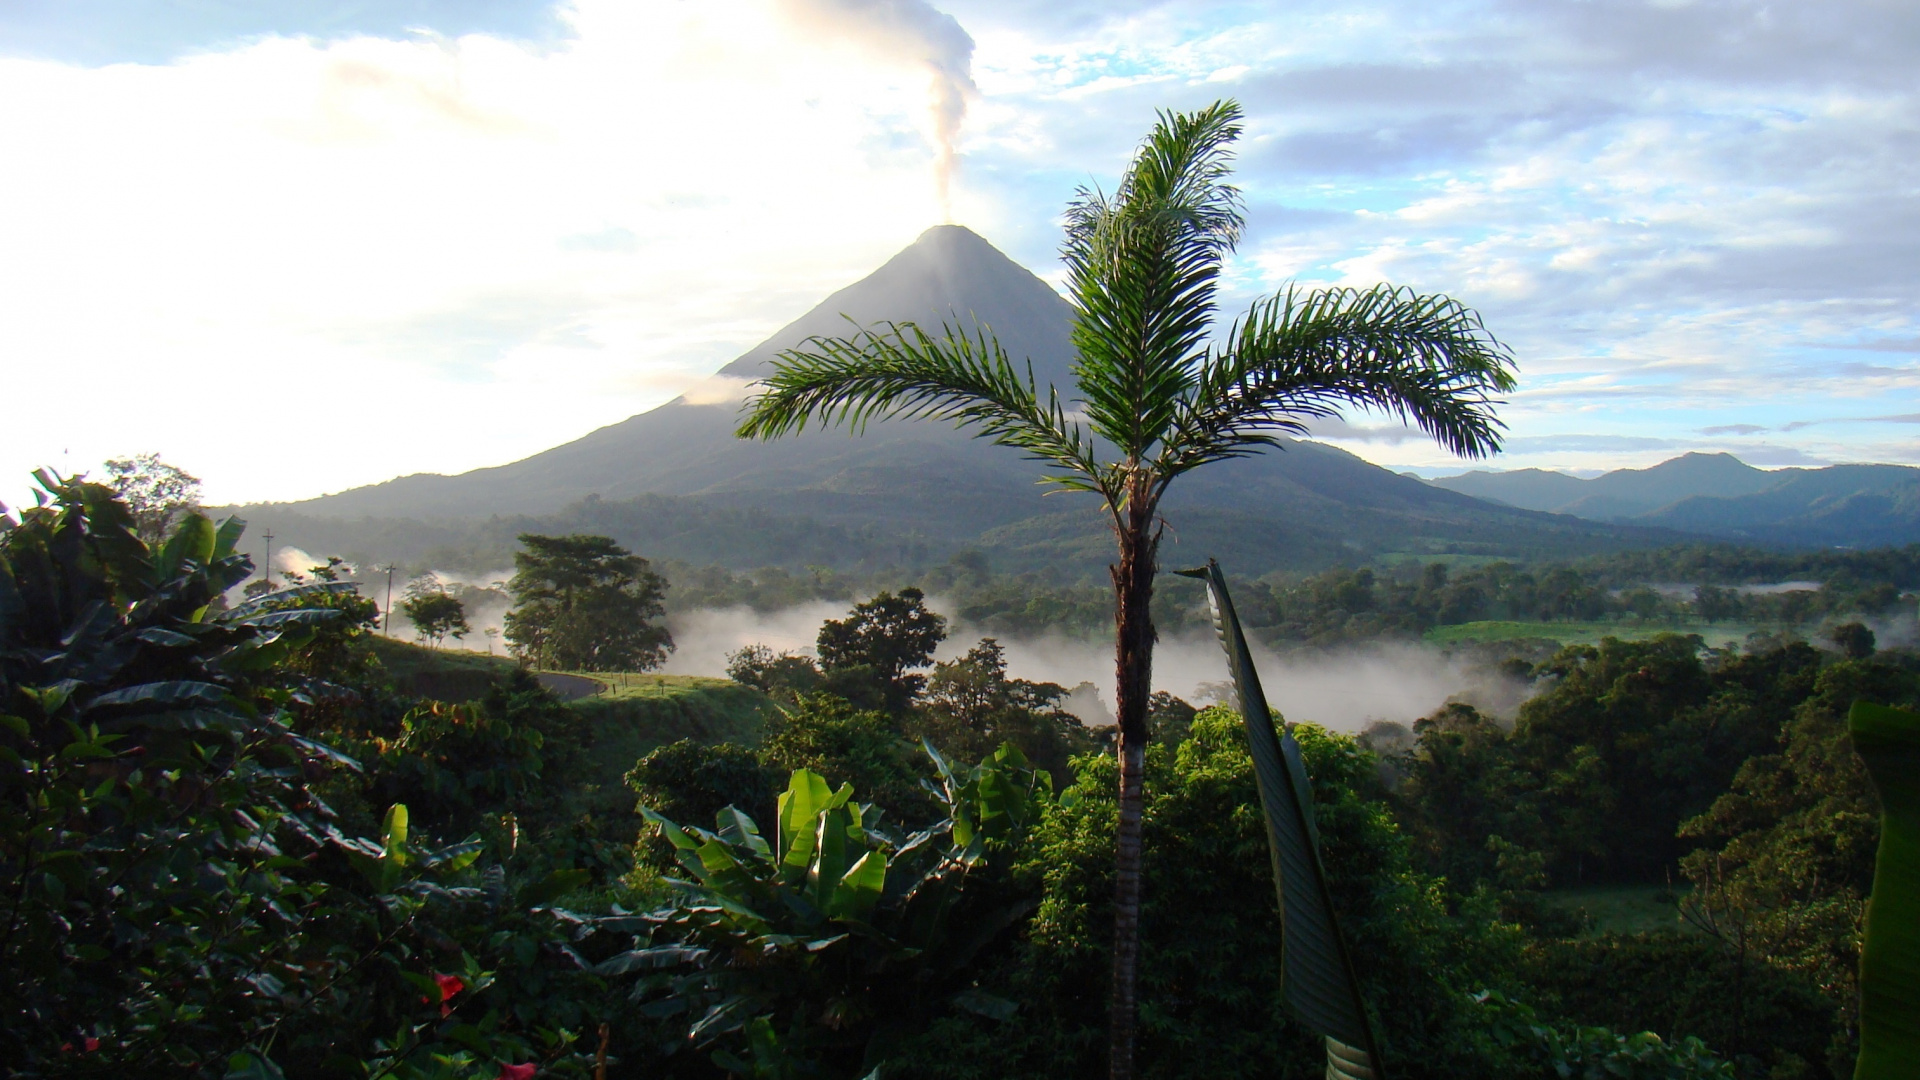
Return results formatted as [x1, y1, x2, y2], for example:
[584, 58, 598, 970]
[737, 100, 1514, 1078]
[816, 586, 946, 713]
[504, 534, 672, 672]
[103, 453, 202, 544]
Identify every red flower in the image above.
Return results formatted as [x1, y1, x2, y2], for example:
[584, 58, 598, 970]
[497, 1064, 536, 1080]
[421, 973, 466, 1016]
[84, 1038, 99, 1052]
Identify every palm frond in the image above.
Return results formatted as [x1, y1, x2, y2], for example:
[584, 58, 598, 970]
[1062, 100, 1246, 459]
[1162, 283, 1516, 477]
[735, 318, 1110, 499]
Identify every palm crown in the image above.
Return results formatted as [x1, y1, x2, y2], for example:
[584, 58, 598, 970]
[736, 99, 1516, 533]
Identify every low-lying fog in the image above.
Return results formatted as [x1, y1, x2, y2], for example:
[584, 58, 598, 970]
[261, 552, 1910, 733]
[659, 600, 1536, 732]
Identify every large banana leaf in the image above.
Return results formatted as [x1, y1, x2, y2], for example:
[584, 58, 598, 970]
[1179, 559, 1384, 1080]
[1847, 701, 1920, 1079]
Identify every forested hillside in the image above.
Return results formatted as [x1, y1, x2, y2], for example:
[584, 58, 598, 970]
[1433, 453, 1920, 547]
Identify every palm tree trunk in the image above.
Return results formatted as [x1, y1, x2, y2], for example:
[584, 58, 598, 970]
[1108, 478, 1159, 1080]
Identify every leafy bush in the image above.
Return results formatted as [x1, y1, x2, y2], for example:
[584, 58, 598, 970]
[0, 475, 610, 1077]
[600, 744, 1049, 1077]
[1476, 991, 1736, 1079]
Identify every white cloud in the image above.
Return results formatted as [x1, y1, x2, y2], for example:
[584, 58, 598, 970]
[0, 0, 967, 505]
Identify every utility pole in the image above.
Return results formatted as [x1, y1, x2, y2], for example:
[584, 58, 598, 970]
[261, 531, 274, 589]
[382, 564, 398, 636]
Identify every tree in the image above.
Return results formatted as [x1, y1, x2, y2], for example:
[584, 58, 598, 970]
[727, 643, 825, 699]
[1828, 620, 1875, 660]
[815, 586, 947, 713]
[401, 586, 470, 650]
[102, 452, 201, 543]
[503, 533, 672, 672]
[919, 637, 1094, 781]
[737, 99, 1513, 1078]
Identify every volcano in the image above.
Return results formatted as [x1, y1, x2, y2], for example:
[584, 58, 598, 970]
[237, 226, 1672, 573]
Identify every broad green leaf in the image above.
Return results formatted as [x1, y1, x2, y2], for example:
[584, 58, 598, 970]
[594, 945, 708, 975]
[134, 627, 198, 648]
[812, 804, 852, 909]
[777, 768, 833, 869]
[212, 514, 247, 560]
[641, 806, 701, 851]
[1178, 559, 1383, 1073]
[285, 733, 362, 772]
[85, 680, 227, 711]
[224, 608, 343, 630]
[828, 849, 887, 920]
[1848, 701, 1920, 1080]
[154, 512, 214, 581]
[422, 839, 485, 873]
[694, 838, 746, 886]
[217, 581, 359, 622]
[717, 805, 772, 859]
[687, 995, 755, 1044]
[382, 804, 410, 866]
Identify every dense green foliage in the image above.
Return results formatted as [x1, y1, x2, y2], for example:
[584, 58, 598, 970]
[0, 475, 615, 1078]
[1382, 633, 1920, 1076]
[6, 472, 1908, 1079]
[613, 746, 1050, 1078]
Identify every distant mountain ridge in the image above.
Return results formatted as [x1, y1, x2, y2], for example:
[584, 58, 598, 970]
[1431, 453, 1920, 546]
[226, 226, 1683, 576]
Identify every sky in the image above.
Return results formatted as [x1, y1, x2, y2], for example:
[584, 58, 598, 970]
[2, 0, 1917, 506]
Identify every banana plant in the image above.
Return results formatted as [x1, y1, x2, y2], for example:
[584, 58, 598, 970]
[1846, 701, 1920, 1079]
[1178, 559, 1384, 1080]
[602, 743, 1049, 1077]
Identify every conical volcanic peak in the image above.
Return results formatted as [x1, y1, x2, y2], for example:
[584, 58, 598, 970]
[247, 224, 1687, 568]
[718, 225, 1075, 384]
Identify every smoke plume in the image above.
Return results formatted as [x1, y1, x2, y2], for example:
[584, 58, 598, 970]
[778, 0, 976, 220]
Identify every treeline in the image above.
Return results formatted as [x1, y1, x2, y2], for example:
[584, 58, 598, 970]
[1236, 561, 1910, 646]
[663, 552, 1916, 649]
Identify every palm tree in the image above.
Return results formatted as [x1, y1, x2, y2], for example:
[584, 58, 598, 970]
[736, 99, 1515, 1079]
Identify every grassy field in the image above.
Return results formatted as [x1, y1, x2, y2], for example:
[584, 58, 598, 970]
[568, 676, 779, 792]
[1424, 620, 1758, 647]
[366, 637, 517, 700]
[1540, 884, 1701, 937]
[365, 641, 779, 788]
